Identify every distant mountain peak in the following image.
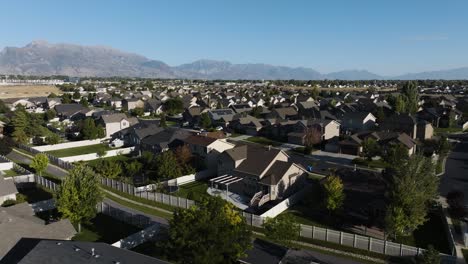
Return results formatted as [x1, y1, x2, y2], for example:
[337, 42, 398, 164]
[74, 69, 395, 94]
[0, 40, 467, 80]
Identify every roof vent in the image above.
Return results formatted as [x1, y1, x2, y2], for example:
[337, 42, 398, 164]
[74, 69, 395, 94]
[95, 255, 100, 258]
[91, 248, 95, 256]
[56, 242, 62, 246]
[74, 248, 80, 252]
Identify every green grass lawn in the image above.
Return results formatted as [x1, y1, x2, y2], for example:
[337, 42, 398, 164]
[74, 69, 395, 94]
[101, 184, 176, 213]
[45, 144, 111, 157]
[104, 192, 174, 219]
[245, 136, 282, 147]
[72, 214, 141, 243]
[174, 181, 210, 202]
[166, 121, 178, 126]
[86, 154, 134, 167]
[434, 127, 463, 134]
[1, 169, 20, 177]
[462, 249, 468, 264]
[393, 211, 451, 254]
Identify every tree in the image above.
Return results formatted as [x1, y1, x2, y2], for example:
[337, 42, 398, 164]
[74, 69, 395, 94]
[30, 153, 49, 176]
[401, 81, 419, 114]
[375, 106, 386, 123]
[140, 151, 155, 169]
[200, 112, 212, 129]
[263, 214, 300, 248]
[0, 137, 15, 155]
[132, 107, 144, 117]
[56, 165, 103, 232]
[385, 155, 439, 237]
[12, 109, 29, 143]
[81, 118, 99, 139]
[72, 91, 81, 100]
[303, 126, 322, 154]
[79, 97, 89, 107]
[417, 245, 440, 264]
[96, 159, 122, 179]
[322, 175, 345, 213]
[361, 138, 380, 160]
[125, 160, 143, 178]
[160, 113, 167, 128]
[156, 151, 182, 179]
[164, 98, 184, 115]
[0, 99, 10, 114]
[45, 133, 61, 145]
[45, 109, 57, 121]
[383, 143, 409, 168]
[163, 196, 251, 263]
[174, 145, 193, 165]
[96, 124, 105, 138]
[251, 106, 263, 118]
[394, 94, 407, 113]
[61, 93, 72, 104]
[311, 86, 320, 99]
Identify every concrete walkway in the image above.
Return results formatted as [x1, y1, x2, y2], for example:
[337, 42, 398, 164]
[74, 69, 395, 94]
[7, 149, 68, 178]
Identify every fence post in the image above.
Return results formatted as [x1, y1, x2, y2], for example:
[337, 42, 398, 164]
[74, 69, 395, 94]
[299, 224, 302, 237]
[353, 234, 357, 248]
[369, 237, 372, 251]
[400, 244, 403, 256]
[384, 240, 387, 255]
[325, 228, 328, 241]
[339, 231, 343, 245]
[186, 198, 188, 209]
[312, 226, 315, 239]
[416, 248, 420, 256]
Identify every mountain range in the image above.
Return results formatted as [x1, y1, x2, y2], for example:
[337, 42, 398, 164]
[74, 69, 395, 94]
[1, 40, 467, 80]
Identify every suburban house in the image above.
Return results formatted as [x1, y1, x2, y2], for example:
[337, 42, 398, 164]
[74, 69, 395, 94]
[267, 107, 298, 120]
[140, 128, 192, 154]
[337, 131, 417, 156]
[0, 203, 76, 258]
[216, 145, 307, 207]
[113, 121, 162, 147]
[208, 109, 236, 126]
[183, 135, 235, 168]
[54, 104, 89, 121]
[99, 113, 139, 138]
[122, 98, 144, 111]
[380, 113, 433, 140]
[144, 99, 164, 115]
[229, 115, 263, 135]
[107, 97, 122, 109]
[2, 239, 167, 264]
[340, 112, 376, 133]
[287, 119, 340, 145]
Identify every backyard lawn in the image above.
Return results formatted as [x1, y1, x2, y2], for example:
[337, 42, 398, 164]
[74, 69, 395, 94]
[72, 214, 141, 243]
[18, 186, 54, 203]
[45, 144, 111, 157]
[174, 180, 210, 202]
[245, 136, 282, 147]
[1, 169, 20, 177]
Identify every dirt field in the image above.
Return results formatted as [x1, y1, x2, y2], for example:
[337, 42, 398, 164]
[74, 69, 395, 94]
[0, 85, 62, 99]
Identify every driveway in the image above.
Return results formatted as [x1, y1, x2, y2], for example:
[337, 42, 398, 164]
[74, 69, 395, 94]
[440, 134, 468, 205]
[6, 150, 68, 178]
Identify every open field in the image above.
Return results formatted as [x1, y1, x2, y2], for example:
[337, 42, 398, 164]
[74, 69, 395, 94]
[0, 85, 61, 99]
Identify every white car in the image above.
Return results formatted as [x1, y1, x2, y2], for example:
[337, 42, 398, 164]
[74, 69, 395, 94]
[215, 126, 223, 131]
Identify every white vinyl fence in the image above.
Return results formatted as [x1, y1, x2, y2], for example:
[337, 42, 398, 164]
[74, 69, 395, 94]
[0, 155, 13, 171]
[260, 186, 309, 218]
[103, 178, 456, 262]
[32, 139, 104, 152]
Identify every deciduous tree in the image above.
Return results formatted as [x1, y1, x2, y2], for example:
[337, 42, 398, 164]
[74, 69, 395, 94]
[322, 175, 345, 213]
[263, 214, 300, 247]
[30, 153, 49, 176]
[156, 151, 182, 179]
[385, 155, 439, 237]
[163, 196, 251, 264]
[56, 165, 103, 232]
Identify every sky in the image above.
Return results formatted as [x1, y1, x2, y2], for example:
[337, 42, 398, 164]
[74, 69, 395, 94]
[0, 0, 467, 76]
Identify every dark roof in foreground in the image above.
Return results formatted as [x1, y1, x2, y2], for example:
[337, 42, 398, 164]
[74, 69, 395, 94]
[2, 238, 168, 264]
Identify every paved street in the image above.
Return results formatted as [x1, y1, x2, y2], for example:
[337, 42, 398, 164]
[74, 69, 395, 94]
[440, 133, 468, 205]
[6, 149, 68, 178]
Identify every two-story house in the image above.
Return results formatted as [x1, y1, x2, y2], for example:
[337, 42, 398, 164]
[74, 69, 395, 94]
[99, 113, 139, 138]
